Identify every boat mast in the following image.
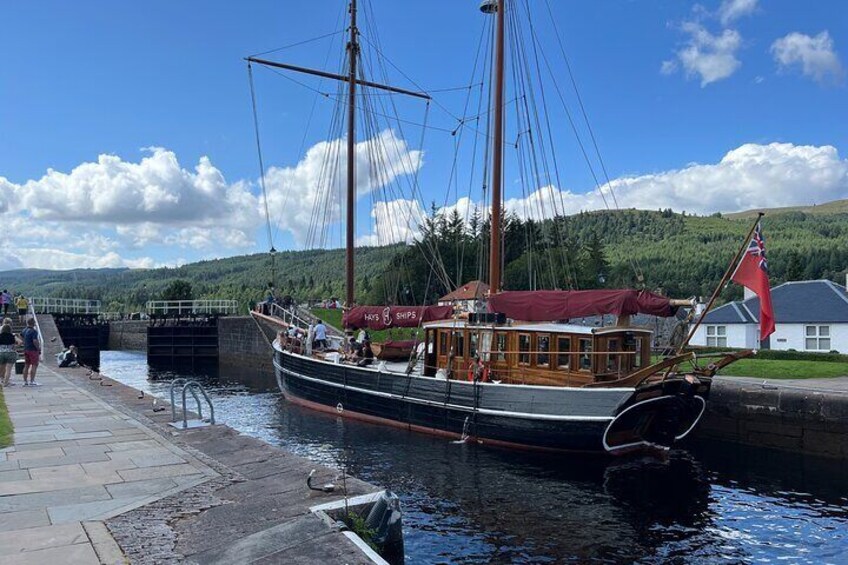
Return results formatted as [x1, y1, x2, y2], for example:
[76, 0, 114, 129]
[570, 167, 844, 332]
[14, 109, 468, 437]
[245, 2, 429, 309]
[487, 0, 506, 293]
[346, 0, 358, 308]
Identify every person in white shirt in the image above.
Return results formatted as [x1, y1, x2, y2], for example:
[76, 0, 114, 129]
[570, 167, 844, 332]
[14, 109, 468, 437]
[313, 320, 327, 351]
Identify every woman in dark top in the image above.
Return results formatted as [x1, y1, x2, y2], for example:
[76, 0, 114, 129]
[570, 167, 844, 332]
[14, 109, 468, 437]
[0, 322, 21, 387]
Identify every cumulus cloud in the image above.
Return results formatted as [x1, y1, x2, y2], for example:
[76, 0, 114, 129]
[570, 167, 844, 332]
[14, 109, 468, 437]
[263, 129, 423, 246]
[718, 0, 758, 26]
[771, 31, 845, 85]
[670, 23, 743, 86]
[357, 199, 426, 247]
[374, 142, 848, 234]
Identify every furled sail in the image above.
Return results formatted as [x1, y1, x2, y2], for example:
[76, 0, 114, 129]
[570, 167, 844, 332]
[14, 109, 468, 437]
[344, 305, 454, 330]
[488, 290, 676, 321]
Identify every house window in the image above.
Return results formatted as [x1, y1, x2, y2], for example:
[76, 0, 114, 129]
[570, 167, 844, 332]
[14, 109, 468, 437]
[536, 335, 550, 367]
[805, 325, 831, 351]
[556, 336, 571, 369]
[518, 334, 531, 365]
[706, 325, 727, 347]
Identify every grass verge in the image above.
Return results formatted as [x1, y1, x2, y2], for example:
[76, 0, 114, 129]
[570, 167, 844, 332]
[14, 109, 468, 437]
[715, 358, 848, 379]
[655, 355, 848, 379]
[0, 388, 12, 448]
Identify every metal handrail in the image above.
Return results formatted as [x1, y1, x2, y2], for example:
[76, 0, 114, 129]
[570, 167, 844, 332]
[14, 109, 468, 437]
[181, 382, 215, 429]
[147, 300, 239, 315]
[29, 297, 101, 314]
[170, 378, 203, 423]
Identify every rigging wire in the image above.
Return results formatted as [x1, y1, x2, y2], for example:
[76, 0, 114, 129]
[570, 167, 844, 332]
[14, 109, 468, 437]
[247, 63, 276, 265]
[248, 29, 348, 58]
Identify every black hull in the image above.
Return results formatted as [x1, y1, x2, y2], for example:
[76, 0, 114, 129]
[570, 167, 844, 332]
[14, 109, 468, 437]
[273, 349, 709, 453]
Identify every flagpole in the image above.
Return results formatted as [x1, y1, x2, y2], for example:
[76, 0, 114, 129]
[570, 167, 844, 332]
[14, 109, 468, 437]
[676, 212, 764, 354]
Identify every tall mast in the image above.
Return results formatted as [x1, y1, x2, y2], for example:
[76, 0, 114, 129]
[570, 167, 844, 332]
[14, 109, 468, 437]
[488, 0, 506, 292]
[345, 0, 358, 307]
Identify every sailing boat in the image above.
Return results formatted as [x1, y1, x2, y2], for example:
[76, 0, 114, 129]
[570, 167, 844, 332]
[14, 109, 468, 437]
[250, 0, 750, 454]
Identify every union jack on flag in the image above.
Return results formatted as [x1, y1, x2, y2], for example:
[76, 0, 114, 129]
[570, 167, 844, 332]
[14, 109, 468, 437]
[747, 222, 768, 272]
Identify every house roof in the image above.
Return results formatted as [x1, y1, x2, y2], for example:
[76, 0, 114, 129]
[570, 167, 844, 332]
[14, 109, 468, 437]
[701, 280, 848, 325]
[439, 280, 490, 302]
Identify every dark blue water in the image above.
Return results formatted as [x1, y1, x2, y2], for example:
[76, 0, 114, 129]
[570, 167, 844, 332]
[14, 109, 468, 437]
[101, 351, 848, 564]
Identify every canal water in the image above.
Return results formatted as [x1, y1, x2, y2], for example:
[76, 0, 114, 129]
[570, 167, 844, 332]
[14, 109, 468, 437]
[101, 351, 848, 564]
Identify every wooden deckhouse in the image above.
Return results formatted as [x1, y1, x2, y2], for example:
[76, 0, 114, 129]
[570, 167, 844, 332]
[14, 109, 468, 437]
[422, 321, 651, 387]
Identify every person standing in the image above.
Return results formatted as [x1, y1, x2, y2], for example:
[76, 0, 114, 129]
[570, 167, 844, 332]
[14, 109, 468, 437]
[15, 295, 28, 323]
[21, 318, 41, 386]
[313, 319, 327, 351]
[0, 321, 21, 387]
[0, 290, 11, 317]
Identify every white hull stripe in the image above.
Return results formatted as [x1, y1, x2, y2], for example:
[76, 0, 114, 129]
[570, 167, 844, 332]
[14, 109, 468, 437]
[276, 362, 616, 423]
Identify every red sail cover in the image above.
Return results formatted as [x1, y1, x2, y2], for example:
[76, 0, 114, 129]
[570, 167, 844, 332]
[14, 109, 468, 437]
[343, 305, 454, 330]
[488, 290, 676, 321]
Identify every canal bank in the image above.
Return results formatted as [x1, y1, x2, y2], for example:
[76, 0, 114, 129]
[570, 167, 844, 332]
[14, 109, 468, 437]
[0, 361, 392, 563]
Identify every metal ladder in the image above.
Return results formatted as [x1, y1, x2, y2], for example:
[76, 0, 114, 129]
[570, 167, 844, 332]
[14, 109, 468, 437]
[168, 378, 215, 429]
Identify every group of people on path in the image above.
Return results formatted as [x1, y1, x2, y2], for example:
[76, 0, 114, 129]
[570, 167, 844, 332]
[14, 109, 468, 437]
[0, 317, 41, 387]
[0, 290, 28, 321]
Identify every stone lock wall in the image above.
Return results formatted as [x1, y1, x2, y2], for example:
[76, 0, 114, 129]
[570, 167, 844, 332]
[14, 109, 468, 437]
[700, 378, 848, 459]
[218, 316, 274, 379]
[108, 320, 149, 351]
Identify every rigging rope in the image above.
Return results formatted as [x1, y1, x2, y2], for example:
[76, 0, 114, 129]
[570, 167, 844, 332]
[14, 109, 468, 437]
[247, 63, 276, 262]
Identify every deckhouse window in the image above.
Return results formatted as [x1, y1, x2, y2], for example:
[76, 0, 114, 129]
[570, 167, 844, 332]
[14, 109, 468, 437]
[805, 325, 831, 351]
[469, 332, 479, 359]
[537, 334, 550, 367]
[453, 331, 466, 358]
[518, 334, 531, 365]
[605, 338, 620, 373]
[439, 331, 448, 356]
[579, 338, 592, 371]
[632, 338, 643, 368]
[706, 325, 727, 347]
[495, 332, 508, 362]
[556, 336, 571, 369]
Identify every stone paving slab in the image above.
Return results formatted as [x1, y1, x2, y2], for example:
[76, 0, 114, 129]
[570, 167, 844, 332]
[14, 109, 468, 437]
[0, 364, 218, 563]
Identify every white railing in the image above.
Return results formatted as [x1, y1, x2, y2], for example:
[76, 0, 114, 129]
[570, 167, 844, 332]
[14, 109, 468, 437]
[30, 297, 101, 314]
[146, 300, 239, 315]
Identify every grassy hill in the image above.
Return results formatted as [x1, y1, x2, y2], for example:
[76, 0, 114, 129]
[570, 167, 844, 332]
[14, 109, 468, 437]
[3, 200, 848, 312]
[727, 199, 848, 219]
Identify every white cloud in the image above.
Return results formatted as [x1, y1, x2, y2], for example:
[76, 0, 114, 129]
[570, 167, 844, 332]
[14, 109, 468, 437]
[357, 199, 426, 246]
[718, 0, 758, 26]
[673, 23, 743, 86]
[375, 142, 847, 232]
[771, 31, 845, 85]
[263, 129, 423, 246]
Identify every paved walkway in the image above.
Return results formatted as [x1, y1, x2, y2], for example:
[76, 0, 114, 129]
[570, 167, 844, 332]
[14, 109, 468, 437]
[0, 366, 218, 564]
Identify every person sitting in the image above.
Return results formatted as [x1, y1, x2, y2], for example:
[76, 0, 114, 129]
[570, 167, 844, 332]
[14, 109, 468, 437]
[57, 345, 79, 368]
[357, 340, 374, 367]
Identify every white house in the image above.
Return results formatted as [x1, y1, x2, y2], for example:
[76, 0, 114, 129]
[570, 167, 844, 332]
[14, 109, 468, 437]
[691, 280, 848, 353]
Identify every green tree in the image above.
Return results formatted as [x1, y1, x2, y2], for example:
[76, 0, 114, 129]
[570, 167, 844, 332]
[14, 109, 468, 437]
[161, 279, 194, 301]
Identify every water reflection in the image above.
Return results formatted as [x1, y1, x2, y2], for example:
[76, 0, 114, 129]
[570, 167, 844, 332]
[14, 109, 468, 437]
[101, 351, 848, 564]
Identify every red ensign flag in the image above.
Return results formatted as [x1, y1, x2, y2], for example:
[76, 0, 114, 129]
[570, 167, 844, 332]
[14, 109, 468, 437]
[731, 222, 775, 341]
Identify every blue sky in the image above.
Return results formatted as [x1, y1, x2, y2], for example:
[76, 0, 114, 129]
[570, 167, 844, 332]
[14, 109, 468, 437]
[1, 0, 846, 270]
